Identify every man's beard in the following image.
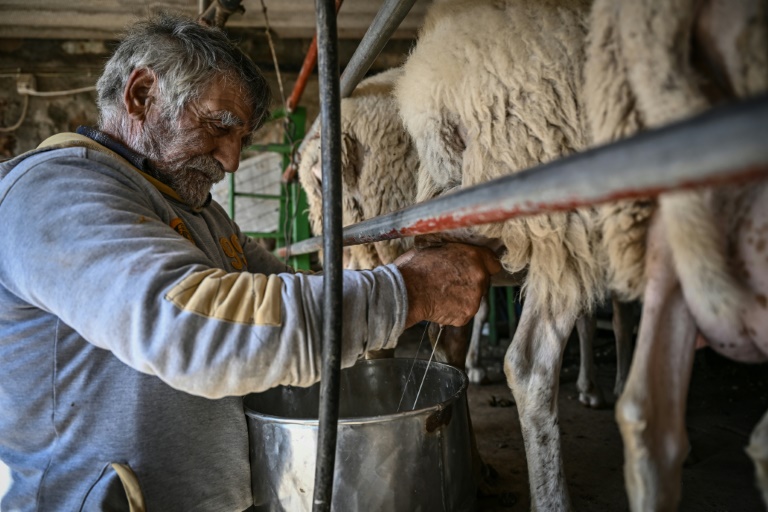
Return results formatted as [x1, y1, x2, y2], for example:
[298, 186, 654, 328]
[133, 114, 226, 209]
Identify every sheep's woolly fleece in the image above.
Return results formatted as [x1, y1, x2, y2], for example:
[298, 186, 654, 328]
[297, 68, 417, 270]
[395, 0, 633, 318]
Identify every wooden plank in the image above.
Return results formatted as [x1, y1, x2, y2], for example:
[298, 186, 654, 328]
[0, 0, 431, 40]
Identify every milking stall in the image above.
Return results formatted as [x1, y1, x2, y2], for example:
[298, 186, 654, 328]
[1, 0, 768, 511]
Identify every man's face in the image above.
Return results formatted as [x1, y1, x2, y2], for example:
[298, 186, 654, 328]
[139, 75, 255, 208]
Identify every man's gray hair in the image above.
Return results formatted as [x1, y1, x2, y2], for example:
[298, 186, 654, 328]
[97, 13, 270, 132]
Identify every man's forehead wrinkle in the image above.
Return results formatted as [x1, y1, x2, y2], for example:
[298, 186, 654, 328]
[206, 109, 245, 127]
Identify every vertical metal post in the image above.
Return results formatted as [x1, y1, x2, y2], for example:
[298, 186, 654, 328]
[227, 173, 236, 221]
[313, 0, 342, 510]
[284, 107, 312, 271]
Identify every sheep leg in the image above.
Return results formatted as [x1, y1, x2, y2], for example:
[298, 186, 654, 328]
[616, 217, 698, 512]
[428, 322, 471, 369]
[465, 295, 489, 384]
[576, 311, 607, 408]
[504, 289, 576, 512]
[612, 297, 636, 397]
[747, 409, 768, 507]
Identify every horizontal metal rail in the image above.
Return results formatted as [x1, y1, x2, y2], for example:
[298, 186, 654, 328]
[233, 192, 283, 201]
[244, 231, 281, 239]
[280, 93, 768, 256]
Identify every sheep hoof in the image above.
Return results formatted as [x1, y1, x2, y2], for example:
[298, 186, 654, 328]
[578, 390, 608, 409]
[467, 367, 487, 385]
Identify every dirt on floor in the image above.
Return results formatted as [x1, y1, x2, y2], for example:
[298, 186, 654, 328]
[395, 324, 768, 512]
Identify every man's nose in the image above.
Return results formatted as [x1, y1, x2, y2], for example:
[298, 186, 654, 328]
[213, 134, 241, 173]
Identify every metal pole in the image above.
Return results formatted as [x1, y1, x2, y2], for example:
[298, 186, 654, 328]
[312, 0, 342, 510]
[281, 93, 768, 256]
[299, 0, 419, 153]
[338, 0, 418, 97]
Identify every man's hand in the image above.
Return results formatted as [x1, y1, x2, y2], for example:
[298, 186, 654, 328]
[394, 243, 502, 328]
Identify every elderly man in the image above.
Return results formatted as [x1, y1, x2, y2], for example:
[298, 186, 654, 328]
[0, 13, 498, 511]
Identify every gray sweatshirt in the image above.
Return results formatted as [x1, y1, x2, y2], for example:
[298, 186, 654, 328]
[0, 132, 407, 511]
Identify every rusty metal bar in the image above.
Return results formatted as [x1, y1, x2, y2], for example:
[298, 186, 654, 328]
[286, 38, 319, 113]
[281, 93, 768, 256]
[286, 0, 344, 113]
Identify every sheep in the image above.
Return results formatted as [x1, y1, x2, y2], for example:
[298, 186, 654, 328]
[298, 67, 490, 373]
[396, 1, 613, 509]
[584, 0, 768, 510]
[395, 0, 767, 510]
[297, 54, 640, 507]
[297, 68, 417, 273]
[297, 69, 507, 496]
[296, 66, 633, 404]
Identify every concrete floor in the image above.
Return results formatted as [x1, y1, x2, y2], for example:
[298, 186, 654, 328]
[396, 324, 768, 512]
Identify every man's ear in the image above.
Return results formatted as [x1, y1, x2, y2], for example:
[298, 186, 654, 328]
[124, 68, 157, 121]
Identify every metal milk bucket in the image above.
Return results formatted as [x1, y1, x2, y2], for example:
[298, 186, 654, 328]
[243, 358, 476, 511]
